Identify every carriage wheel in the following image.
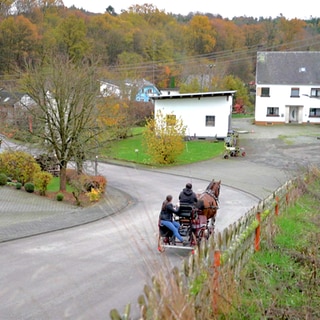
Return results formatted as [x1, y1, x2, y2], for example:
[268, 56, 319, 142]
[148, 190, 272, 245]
[157, 234, 166, 253]
[223, 154, 229, 159]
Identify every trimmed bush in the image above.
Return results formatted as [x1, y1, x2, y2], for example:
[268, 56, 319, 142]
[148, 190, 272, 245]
[24, 182, 35, 193]
[15, 182, 22, 189]
[56, 193, 64, 201]
[0, 173, 7, 186]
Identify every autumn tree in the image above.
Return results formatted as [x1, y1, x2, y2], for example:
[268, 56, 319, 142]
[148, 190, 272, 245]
[0, 15, 39, 73]
[179, 77, 202, 93]
[55, 14, 90, 61]
[19, 54, 102, 191]
[97, 99, 132, 139]
[0, 0, 14, 17]
[210, 18, 244, 52]
[221, 75, 252, 110]
[143, 109, 186, 164]
[184, 15, 216, 55]
[278, 17, 307, 49]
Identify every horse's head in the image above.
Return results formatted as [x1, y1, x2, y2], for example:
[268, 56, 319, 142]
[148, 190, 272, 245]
[206, 179, 221, 199]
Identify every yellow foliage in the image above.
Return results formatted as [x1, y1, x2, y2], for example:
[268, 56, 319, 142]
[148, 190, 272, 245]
[0, 150, 41, 184]
[143, 110, 186, 164]
[86, 188, 101, 202]
[34, 171, 53, 196]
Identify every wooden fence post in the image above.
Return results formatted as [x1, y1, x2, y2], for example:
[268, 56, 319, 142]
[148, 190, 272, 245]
[275, 196, 279, 216]
[255, 212, 261, 251]
[213, 250, 221, 314]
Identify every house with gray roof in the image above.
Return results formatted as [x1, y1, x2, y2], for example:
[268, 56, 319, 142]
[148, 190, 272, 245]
[255, 51, 320, 125]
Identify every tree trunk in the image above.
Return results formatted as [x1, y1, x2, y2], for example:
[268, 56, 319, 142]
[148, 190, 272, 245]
[59, 165, 67, 191]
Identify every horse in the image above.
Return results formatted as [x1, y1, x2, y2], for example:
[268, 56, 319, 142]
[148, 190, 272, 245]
[196, 179, 221, 222]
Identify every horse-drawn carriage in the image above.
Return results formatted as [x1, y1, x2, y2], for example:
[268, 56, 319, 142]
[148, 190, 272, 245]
[158, 179, 221, 252]
[223, 131, 246, 159]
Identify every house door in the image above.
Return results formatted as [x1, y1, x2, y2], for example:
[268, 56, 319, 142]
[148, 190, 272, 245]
[289, 106, 299, 123]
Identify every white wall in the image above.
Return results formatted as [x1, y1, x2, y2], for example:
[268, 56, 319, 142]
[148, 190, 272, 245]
[255, 84, 320, 124]
[154, 95, 232, 138]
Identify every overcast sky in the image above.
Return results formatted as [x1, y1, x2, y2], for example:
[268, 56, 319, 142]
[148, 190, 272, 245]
[63, 0, 317, 20]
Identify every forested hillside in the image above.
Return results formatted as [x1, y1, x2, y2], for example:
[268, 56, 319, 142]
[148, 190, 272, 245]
[1, 1, 320, 91]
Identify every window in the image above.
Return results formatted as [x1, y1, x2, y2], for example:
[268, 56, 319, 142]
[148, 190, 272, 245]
[166, 114, 176, 126]
[311, 88, 320, 98]
[261, 87, 270, 97]
[267, 107, 279, 116]
[309, 108, 320, 117]
[291, 88, 300, 97]
[206, 115, 215, 127]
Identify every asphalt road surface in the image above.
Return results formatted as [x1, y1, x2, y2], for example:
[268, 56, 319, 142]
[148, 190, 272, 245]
[1, 118, 320, 319]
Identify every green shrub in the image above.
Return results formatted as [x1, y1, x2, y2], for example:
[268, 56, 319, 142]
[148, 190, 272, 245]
[15, 182, 22, 189]
[34, 171, 53, 196]
[56, 193, 64, 201]
[24, 182, 35, 193]
[0, 173, 7, 186]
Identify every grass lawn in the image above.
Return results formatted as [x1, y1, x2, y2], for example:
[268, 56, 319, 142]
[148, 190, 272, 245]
[42, 177, 92, 206]
[47, 177, 73, 192]
[102, 130, 225, 166]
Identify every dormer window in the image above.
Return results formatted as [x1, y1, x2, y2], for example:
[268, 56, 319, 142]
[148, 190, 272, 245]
[291, 88, 300, 97]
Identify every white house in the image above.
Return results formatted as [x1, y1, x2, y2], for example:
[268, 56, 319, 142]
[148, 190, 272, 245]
[151, 91, 235, 139]
[99, 79, 161, 102]
[255, 51, 320, 125]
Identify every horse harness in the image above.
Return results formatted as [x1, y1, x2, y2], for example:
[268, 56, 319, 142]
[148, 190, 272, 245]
[200, 188, 220, 210]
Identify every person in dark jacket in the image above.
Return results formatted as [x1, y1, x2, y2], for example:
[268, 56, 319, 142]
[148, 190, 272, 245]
[179, 183, 198, 205]
[159, 195, 186, 245]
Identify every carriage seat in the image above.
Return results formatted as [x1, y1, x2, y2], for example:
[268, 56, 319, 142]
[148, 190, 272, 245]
[177, 203, 194, 218]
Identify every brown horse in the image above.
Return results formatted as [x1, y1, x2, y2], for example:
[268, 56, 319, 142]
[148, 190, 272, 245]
[196, 179, 221, 221]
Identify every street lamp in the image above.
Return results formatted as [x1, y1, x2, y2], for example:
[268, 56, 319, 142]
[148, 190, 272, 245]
[95, 155, 98, 176]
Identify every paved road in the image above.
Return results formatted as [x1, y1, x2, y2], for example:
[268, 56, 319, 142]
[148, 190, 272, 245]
[1, 118, 320, 319]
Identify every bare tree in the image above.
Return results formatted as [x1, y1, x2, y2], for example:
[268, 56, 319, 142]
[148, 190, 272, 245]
[19, 54, 102, 191]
